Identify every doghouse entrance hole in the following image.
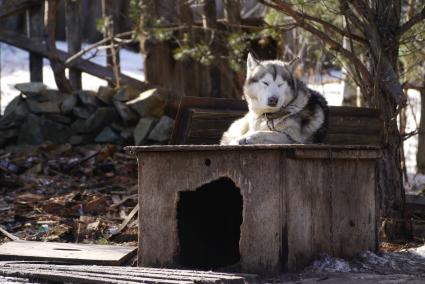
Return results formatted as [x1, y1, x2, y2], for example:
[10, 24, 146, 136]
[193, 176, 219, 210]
[177, 177, 243, 270]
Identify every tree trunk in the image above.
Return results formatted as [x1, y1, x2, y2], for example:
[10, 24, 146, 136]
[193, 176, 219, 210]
[44, 0, 73, 93]
[369, 1, 406, 241]
[418, 87, 425, 174]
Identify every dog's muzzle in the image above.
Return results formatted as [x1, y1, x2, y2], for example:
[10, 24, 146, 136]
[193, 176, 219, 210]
[267, 96, 279, 107]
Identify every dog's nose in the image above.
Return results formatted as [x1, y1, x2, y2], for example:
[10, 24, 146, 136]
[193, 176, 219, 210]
[268, 96, 278, 107]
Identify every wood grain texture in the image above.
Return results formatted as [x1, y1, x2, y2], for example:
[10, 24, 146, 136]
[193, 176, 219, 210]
[0, 241, 136, 266]
[127, 144, 381, 154]
[138, 150, 283, 275]
[169, 97, 383, 146]
[0, 261, 256, 284]
[66, 0, 83, 90]
[330, 160, 377, 257]
[28, 6, 43, 83]
[135, 146, 378, 274]
[284, 158, 377, 271]
[0, 0, 40, 19]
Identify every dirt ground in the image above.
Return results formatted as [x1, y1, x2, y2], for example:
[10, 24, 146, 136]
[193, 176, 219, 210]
[3, 144, 425, 283]
[0, 143, 138, 246]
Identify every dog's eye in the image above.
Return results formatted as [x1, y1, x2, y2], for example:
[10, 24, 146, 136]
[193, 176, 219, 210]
[278, 83, 284, 87]
[262, 81, 269, 86]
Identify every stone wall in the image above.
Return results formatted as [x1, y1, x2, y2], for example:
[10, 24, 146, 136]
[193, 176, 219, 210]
[0, 83, 174, 148]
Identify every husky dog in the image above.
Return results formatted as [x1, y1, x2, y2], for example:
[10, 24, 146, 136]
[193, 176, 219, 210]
[220, 53, 328, 145]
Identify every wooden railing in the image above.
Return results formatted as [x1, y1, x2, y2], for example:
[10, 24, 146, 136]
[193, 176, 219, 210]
[0, 0, 147, 93]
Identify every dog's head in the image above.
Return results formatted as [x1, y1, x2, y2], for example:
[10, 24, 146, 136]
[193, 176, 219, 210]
[244, 53, 298, 115]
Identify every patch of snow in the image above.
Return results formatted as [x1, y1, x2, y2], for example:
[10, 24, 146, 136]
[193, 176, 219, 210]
[310, 254, 353, 273]
[0, 42, 144, 114]
[403, 89, 421, 174]
[405, 173, 425, 194]
[410, 244, 425, 258]
[360, 251, 389, 266]
[305, 246, 425, 276]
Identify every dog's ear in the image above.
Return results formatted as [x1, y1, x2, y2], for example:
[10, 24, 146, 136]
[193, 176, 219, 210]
[247, 52, 259, 75]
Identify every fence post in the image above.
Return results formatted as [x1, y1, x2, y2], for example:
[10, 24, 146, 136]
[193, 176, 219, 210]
[101, 0, 121, 87]
[224, 0, 241, 28]
[27, 6, 43, 82]
[65, 0, 82, 90]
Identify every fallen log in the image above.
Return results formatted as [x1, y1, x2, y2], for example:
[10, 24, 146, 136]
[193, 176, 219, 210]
[0, 29, 149, 91]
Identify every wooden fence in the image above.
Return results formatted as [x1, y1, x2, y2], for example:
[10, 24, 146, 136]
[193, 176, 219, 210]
[0, 0, 146, 94]
[141, 0, 275, 100]
[0, 0, 270, 100]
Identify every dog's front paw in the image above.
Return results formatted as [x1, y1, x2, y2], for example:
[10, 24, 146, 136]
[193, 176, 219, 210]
[227, 139, 240, 145]
[238, 136, 254, 145]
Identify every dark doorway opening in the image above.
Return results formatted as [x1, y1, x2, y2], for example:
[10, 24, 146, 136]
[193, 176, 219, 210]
[177, 177, 243, 270]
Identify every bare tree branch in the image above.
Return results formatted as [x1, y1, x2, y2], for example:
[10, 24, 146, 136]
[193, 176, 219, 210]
[339, 0, 366, 31]
[262, 0, 406, 105]
[397, 6, 425, 37]
[258, 0, 373, 89]
[261, 0, 367, 44]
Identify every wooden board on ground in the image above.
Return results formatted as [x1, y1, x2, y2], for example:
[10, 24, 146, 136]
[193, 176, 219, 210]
[170, 97, 383, 146]
[0, 261, 258, 284]
[0, 241, 136, 266]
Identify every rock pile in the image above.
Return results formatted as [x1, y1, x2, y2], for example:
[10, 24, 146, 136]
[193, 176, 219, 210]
[0, 83, 175, 147]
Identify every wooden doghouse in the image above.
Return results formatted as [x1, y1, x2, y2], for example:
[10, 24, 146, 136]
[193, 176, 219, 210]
[127, 97, 382, 275]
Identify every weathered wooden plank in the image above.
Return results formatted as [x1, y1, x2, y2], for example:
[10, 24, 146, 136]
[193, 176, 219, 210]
[187, 128, 381, 145]
[0, 0, 40, 19]
[186, 137, 218, 145]
[310, 161, 332, 260]
[138, 150, 283, 275]
[327, 115, 382, 126]
[45, 0, 73, 93]
[285, 160, 312, 270]
[2, 269, 194, 284]
[188, 116, 382, 138]
[0, 241, 136, 265]
[132, 144, 378, 274]
[169, 97, 383, 145]
[0, 261, 255, 284]
[126, 144, 381, 153]
[224, 0, 241, 25]
[66, 0, 82, 90]
[0, 262, 255, 282]
[285, 159, 333, 271]
[288, 149, 382, 159]
[237, 151, 283, 275]
[324, 133, 381, 145]
[0, 29, 148, 90]
[28, 6, 43, 82]
[405, 194, 425, 212]
[102, 0, 122, 87]
[330, 160, 377, 257]
[328, 106, 380, 117]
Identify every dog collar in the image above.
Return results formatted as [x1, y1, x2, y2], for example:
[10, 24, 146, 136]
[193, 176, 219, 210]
[264, 108, 291, 120]
[264, 108, 296, 133]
